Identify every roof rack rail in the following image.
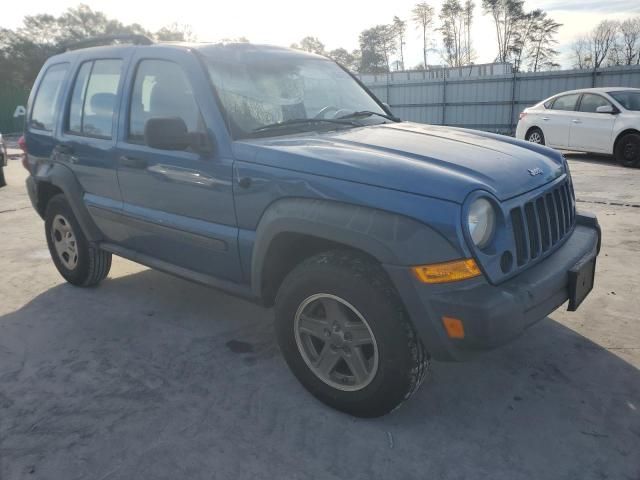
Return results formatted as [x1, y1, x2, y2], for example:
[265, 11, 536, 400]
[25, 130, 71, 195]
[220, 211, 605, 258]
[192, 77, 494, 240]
[61, 34, 154, 52]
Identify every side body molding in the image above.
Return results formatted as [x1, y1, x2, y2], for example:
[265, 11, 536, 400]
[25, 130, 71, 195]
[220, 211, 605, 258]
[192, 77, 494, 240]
[250, 198, 462, 298]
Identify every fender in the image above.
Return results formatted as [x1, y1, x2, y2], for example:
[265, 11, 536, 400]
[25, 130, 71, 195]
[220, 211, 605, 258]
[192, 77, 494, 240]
[31, 162, 103, 243]
[250, 197, 462, 298]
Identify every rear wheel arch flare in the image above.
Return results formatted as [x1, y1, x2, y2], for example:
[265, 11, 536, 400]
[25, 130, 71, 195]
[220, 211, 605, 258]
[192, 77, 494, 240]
[36, 181, 64, 217]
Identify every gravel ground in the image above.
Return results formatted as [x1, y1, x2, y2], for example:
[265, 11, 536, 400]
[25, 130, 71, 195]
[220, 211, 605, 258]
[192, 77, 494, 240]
[0, 154, 639, 480]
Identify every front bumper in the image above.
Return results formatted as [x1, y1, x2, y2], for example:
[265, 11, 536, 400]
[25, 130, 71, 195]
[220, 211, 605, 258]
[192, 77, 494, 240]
[385, 212, 601, 361]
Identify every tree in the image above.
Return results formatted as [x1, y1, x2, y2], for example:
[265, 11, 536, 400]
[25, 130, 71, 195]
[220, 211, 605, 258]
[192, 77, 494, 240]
[571, 38, 593, 69]
[587, 20, 619, 68]
[412, 2, 435, 69]
[440, 0, 466, 67]
[359, 25, 396, 73]
[620, 17, 640, 65]
[17, 14, 61, 45]
[291, 36, 326, 55]
[527, 14, 561, 71]
[462, 0, 475, 65]
[220, 36, 250, 43]
[510, 9, 542, 71]
[0, 4, 153, 89]
[155, 23, 196, 42]
[481, 0, 525, 63]
[327, 48, 361, 72]
[56, 4, 148, 42]
[392, 16, 407, 70]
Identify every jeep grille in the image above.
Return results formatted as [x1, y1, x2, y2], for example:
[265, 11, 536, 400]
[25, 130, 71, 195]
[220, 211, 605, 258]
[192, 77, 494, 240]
[510, 178, 575, 267]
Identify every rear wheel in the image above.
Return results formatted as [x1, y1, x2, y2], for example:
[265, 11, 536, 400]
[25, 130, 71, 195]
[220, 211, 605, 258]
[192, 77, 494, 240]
[274, 250, 429, 417]
[615, 133, 640, 168]
[526, 127, 545, 145]
[45, 194, 111, 286]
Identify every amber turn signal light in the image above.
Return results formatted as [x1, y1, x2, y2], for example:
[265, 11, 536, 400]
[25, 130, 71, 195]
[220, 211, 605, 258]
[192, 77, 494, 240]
[442, 316, 465, 339]
[412, 258, 481, 284]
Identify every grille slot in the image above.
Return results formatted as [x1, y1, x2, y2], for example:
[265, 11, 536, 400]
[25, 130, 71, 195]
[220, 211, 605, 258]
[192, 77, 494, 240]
[510, 208, 527, 266]
[510, 179, 575, 269]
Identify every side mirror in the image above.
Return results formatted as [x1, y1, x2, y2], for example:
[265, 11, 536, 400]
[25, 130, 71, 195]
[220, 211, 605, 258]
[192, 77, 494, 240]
[596, 105, 616, 114]
[144, 117, 190, 151]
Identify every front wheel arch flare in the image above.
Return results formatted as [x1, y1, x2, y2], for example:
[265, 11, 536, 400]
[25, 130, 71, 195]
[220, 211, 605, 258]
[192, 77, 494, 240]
[251, 198, 462, 303]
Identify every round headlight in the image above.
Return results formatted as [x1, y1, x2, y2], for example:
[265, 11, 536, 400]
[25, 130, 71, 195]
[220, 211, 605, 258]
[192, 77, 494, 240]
[468, 198, 496, 248]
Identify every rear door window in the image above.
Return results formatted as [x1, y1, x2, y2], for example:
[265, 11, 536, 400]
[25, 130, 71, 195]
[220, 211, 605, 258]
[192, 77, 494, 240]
[30, 63, 69, 131]
[67, 59, 123, 139]
[550, 94, 580, 111]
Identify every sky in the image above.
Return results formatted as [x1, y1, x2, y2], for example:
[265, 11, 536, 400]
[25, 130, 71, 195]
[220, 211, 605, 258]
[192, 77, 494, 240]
[4, 0, 640, 68]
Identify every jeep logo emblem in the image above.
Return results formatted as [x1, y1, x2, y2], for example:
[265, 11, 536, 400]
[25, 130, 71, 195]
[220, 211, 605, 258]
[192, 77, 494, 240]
[528, 168, 543, 176]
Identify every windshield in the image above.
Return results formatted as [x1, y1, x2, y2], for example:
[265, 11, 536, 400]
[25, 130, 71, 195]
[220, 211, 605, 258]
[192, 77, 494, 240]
[609, 91, 640, 111]
[205, 55, 388, 138]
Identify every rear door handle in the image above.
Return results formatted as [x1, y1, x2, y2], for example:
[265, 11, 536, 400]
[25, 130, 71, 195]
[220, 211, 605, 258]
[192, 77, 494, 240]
[119, 156, 148, 169]
[572, 119, 582, 124]
[542, 117, 549, 121]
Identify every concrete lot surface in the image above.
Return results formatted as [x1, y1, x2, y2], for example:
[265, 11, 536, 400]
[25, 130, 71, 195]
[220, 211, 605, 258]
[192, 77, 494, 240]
[0, 154, 639, 480]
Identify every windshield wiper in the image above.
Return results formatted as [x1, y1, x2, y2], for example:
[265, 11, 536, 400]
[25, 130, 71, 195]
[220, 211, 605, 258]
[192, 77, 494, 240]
[337, 110, 400, 122]
[251, 118, 361, 134]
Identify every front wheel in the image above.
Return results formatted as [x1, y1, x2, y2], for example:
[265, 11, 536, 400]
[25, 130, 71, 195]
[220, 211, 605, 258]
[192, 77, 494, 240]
[274, 250, 429, 417]
[526, 127, 545, 146]
[45, 194, 112, 286]
[615, 133, 640, 168]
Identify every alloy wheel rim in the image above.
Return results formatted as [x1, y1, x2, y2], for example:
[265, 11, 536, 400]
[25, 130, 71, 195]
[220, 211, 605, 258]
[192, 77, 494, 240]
[528, 132, 542, 144]
[294, 293, 379, 392]
[51, 214, 78, 270]
[623, 142, 637, 161]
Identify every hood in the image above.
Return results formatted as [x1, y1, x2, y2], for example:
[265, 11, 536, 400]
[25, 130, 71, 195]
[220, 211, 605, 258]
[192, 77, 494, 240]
[233, 122, 566, 203]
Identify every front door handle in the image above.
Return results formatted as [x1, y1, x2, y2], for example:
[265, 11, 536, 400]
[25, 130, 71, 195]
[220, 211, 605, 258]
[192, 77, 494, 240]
[119, 156, 148, 169]
[572, 119, 582, 124]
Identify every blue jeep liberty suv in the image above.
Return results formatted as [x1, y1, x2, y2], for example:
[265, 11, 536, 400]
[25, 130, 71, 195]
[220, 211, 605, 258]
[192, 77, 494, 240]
[24, 37, 601, 417]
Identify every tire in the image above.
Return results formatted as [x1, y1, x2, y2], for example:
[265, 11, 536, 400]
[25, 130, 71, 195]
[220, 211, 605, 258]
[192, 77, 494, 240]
[525, 127, 545, 146]
[44, 194, 111, 286]
[615, 132, 640, 168]
[274, 250, 429, 417]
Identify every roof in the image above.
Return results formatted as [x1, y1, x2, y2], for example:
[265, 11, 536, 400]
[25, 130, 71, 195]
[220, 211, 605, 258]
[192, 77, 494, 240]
[50, 41, 326, 63]
[195, 42, 326, 61]
[553, 87, 640, 95]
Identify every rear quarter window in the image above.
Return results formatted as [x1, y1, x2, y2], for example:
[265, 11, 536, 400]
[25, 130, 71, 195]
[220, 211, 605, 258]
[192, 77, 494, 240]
[30, 63, 69, 131]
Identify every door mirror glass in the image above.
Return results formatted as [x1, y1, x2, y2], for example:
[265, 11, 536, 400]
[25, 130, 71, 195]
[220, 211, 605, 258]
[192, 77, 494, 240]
[144, 117, 190, 150]
[595, 105, 615, 114]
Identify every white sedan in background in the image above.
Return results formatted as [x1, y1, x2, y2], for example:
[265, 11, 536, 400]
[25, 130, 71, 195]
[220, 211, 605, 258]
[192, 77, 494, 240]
[516, 87, 640, 168]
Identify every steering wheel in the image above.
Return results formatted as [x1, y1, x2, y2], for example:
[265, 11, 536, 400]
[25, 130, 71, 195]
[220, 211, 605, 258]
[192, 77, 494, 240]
[314, 106, 353, 120]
